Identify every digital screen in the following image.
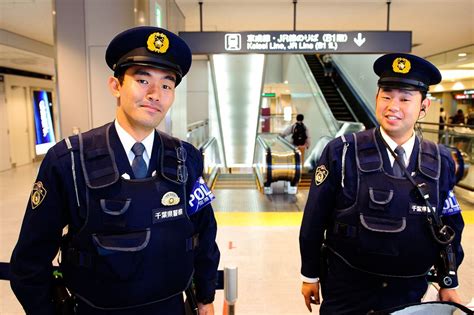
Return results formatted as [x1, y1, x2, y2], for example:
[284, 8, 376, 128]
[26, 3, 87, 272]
[32, 90, 56, 155]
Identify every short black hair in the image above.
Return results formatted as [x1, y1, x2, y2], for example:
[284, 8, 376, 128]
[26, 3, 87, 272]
[114, 67, 126, 85]
[296, 114, 304, 121]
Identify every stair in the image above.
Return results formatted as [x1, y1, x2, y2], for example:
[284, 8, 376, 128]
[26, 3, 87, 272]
[298, 172, 313, 190]
[214, 173, 257, 189]
[304, 54, 355, 122]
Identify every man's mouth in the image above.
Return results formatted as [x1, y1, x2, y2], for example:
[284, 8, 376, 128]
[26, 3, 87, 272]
[386, 115, 401, 121]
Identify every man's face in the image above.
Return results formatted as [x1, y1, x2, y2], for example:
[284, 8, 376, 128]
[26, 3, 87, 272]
[375, 87, 428, 143]
[111, 65, 176, 136]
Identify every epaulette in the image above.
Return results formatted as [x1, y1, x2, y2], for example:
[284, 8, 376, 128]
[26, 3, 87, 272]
[53, 135, 80, 158]
[418, 139, 440, 180]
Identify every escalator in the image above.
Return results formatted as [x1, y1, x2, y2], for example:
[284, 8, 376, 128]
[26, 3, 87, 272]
[254, 134, 302, 194]
[213, 173, 257, 189]
[304, 54, 354, 122]
[303, 54, 376, 129]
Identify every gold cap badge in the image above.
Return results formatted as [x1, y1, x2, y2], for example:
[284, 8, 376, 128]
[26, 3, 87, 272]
[31, 181, 47, 209]
[315, 165, 329, 186]
[147, 32, 169, 54]
[392, 57, 411, 74]
[161, 191, 180, 206]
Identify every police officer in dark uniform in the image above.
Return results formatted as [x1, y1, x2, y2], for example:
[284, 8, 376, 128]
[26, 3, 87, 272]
[10, 26, 220, 315]
[299, 53, 465, 314]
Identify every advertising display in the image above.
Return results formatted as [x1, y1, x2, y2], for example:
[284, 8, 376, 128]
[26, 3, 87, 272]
[32, 89, 56, 155]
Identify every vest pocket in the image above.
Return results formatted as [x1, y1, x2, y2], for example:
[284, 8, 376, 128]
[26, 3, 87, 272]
[368, 188, 393, 211]
[359, 214, 406, 256]
[92, 229, 150, 280]
[100, 198, 131, 215]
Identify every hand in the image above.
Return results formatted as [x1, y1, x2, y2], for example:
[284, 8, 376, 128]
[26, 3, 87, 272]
[439, 288, 462, 304]
[301, 281, 320, 312]
[198, 302, 214, 315]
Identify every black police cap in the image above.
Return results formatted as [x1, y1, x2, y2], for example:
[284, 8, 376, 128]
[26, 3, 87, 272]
[373, 53, 442, 92]
[105, 26, 192, 86]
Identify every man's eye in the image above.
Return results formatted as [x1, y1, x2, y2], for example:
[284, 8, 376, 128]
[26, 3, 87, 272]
[162, 84, 174, 90]
[137, 79, 148, 84]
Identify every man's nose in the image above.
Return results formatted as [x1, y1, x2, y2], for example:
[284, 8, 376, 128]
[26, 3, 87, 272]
[146, 85, 160, 102]
[387, 99, 400, 111]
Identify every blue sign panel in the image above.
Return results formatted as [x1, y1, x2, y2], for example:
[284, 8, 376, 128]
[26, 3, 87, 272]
[32, 90, 56, 155]
[179, 31, 411, 54]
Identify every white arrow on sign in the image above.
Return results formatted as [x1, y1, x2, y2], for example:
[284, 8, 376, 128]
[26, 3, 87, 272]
[354, 33, 366, 47]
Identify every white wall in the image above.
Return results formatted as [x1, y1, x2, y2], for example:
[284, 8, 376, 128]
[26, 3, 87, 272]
[55, 0, 135, 137]
[3, 74, 55, 167]
[0, 76, 11, 171]
[187, 59, 209, 124]
[332, 54, 380, 113]
[264, 54, 283, 84]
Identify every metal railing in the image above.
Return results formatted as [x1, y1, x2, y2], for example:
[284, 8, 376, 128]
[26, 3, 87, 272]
[418, 121, 474, 161]
[198, 137, 221, 189]
[187, 119, 209, 148]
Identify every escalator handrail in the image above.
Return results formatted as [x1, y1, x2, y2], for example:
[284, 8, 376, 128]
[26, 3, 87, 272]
[331, 58, 377, 127]
[198, 136, 217, 153]
[277, 136, 302, 186]
[255, 135, 272, 187]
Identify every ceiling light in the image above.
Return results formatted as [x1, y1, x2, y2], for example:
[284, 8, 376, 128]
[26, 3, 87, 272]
[440, 69, 474, 81]
[458, 53, 467, 57]
[452, 82, 465, 90]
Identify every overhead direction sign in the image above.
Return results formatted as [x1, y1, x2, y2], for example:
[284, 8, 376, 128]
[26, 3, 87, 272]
[179, 31, 412, 54]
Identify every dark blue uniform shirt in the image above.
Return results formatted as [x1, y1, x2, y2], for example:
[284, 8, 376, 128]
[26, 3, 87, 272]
[299, 128, 464, 313]
[10, 123, 220, 315]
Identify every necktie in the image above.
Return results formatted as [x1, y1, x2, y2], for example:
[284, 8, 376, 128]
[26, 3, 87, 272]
[392, 146, 406, 177]
[131, 142, 147, 179]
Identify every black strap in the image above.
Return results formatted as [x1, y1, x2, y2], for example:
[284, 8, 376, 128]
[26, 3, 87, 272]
[376, 129, 454, 245]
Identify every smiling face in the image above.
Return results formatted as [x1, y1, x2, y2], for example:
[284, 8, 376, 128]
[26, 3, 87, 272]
[375, 87, 430, 145]
[108, 66, 176, 140]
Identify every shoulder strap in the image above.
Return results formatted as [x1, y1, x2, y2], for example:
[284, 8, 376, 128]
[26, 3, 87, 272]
[418, 139, 441, 180]
[79, 123, 120, 189]
[355, 129, 383, 172]
[157, 131, 188, 185]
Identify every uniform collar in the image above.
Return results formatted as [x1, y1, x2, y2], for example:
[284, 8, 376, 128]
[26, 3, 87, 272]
[379, 127, 416, 165]
[114, 120, 155, 165]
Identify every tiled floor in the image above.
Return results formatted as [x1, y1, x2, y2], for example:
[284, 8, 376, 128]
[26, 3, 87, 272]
[0, 163, 473, 314]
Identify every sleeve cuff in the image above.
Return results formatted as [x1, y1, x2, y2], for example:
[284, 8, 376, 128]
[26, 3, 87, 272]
[301, 275, 320, 283]
[197, 294, 215, 305]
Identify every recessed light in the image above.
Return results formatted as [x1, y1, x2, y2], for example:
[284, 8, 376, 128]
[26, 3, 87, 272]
[458, 53, 467, 57]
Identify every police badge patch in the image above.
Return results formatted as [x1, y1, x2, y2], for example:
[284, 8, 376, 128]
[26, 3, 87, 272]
[392, 57, 411, 74]
[146, 32, 169, 54]
[161, 191, 180, 206]
[30, 181, 47, 209]
[315, 165, 329, 186]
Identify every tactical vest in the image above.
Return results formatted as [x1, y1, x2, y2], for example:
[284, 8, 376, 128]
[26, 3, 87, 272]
[61, 123, 195, 310]
[326, 129, 441, 278]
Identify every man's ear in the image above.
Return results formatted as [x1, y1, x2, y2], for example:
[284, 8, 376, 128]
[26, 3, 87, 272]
[421, 97, 431, 112]
[108, 76, 121, 98]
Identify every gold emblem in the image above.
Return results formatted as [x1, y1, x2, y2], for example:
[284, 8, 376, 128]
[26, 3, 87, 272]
[315, 165, 329, 186]
[392, 57, 411, 74]
[30, 181, 47, 209]
[146, 32, 169, 54]
[161, 191, 180, 206]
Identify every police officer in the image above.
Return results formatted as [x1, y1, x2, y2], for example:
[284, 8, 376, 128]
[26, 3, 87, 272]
[10, 26, 220, 315]
[299, 53, 465, 314]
